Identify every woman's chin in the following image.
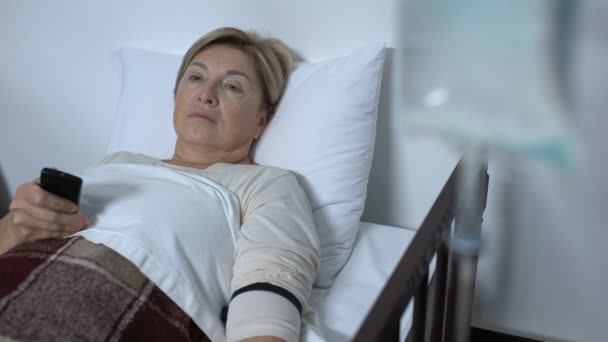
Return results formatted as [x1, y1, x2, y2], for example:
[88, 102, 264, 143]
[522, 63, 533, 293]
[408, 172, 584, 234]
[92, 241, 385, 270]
[177, 129, 217, 147]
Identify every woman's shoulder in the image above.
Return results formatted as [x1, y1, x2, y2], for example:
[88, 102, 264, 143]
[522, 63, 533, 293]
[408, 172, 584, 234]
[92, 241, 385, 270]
[248, 163, 294, 179]
[211, 162, 294, 185]
[208, 163, 303, 202]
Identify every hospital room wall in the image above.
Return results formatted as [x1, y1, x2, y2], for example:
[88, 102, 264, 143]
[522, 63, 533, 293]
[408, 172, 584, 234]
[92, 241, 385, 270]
[0, 1, 606, 341]
[472, 2, 608, 341]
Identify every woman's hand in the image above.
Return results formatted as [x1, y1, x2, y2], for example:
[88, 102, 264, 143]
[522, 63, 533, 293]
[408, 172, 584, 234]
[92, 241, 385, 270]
[0, 179, 89, 254]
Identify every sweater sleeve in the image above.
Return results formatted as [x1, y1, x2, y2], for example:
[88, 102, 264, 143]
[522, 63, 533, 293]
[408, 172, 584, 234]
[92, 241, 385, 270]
[226, 173, 320, 341]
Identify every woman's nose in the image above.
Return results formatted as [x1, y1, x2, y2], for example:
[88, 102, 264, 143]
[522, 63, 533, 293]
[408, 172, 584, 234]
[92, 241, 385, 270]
[198, 85, 218, 106]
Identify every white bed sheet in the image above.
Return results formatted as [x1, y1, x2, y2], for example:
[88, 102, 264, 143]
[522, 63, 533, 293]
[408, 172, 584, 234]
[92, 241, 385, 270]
[308, 221, 417, 341]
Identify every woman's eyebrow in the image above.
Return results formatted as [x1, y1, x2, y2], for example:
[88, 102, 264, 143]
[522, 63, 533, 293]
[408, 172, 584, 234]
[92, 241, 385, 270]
[225, 70, 251, 81]
[191, 62, 251, 81]
[191, 62, 207, 70]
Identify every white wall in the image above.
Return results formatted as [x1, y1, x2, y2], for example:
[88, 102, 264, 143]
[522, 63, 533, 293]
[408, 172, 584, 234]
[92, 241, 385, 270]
[1, 1, 606, 341]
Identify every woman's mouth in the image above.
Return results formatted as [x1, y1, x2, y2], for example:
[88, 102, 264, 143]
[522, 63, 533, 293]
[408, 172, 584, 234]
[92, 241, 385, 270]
[188, 112, 217, 124]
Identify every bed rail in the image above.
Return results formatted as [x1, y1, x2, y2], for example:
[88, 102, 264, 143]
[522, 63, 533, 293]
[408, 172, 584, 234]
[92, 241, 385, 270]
[353, 160, 489, 342]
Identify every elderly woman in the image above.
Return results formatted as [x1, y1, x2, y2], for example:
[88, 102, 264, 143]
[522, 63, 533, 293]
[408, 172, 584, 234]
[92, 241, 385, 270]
[0, 28, 320, 342]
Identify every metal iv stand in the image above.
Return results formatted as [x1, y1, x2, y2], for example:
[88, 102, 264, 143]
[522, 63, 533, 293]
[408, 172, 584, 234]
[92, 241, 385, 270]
[443, 147, 489, 342]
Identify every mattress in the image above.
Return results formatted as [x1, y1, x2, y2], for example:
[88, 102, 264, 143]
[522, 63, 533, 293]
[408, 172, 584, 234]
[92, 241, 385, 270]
[307, 221, 417, 341]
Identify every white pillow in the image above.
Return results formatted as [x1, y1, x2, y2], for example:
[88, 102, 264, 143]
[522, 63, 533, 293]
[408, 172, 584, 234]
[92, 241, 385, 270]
[108, 44, 386, 288]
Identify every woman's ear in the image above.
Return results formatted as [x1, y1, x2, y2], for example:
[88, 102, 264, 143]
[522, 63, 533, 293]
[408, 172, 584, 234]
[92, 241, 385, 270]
[254, 107, 273, 140]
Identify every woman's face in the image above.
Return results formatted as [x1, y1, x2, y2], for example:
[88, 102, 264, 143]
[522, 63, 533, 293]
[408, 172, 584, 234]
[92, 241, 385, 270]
[173, 44, 268, 154]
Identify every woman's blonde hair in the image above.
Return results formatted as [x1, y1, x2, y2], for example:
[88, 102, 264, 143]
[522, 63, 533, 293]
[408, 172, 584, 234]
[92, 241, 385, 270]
[174, 27, 294, 113]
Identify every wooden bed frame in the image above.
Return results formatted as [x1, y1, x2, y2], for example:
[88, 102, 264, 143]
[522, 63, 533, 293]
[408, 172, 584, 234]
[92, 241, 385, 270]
[354, 160, 489, 342]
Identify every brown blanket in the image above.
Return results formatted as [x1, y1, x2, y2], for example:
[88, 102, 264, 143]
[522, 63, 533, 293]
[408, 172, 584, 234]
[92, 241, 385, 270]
[0, 237, 210, 342]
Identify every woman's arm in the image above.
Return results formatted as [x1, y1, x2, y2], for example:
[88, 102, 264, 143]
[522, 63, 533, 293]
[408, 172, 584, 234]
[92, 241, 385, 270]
[226, 173, 320, 342]
[0, 213, 19, 254]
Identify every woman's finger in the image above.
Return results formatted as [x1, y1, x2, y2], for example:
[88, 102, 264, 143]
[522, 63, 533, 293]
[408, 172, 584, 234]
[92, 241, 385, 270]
[10, 223, 69, 244]
[10, 210, 83, 234]
[17, 183, 77, 213]
[10, 199, 88, 229]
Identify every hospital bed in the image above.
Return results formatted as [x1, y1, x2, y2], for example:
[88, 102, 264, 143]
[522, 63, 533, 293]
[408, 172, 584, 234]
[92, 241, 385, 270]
[0, 1, 491, 339]
[104, 41, 490, 341]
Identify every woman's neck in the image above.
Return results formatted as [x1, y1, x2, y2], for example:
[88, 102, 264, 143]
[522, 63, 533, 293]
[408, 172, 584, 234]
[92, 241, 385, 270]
[167, 140, 253, 169]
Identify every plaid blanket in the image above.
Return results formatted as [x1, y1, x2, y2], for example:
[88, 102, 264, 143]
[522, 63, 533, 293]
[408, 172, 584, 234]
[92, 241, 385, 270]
[0, 237, 210, 342]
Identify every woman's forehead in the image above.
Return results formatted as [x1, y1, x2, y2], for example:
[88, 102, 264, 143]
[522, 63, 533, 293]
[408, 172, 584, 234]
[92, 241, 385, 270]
[190, 45, 257, 76]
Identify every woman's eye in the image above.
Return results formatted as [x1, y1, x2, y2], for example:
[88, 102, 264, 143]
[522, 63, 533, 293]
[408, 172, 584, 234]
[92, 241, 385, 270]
[226, 84, 242, 92]
[189, 75, 201, 81]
